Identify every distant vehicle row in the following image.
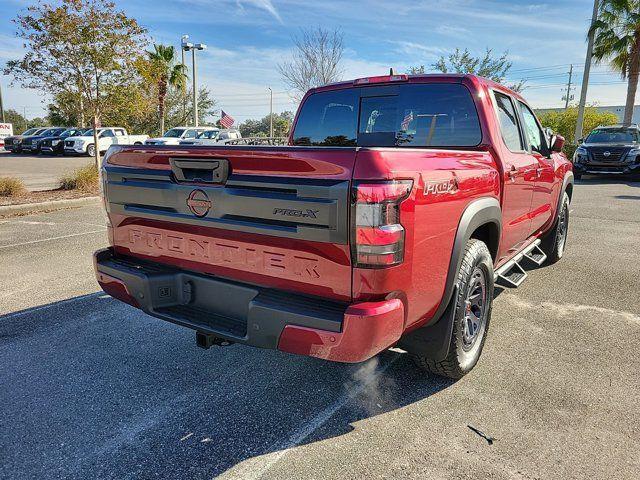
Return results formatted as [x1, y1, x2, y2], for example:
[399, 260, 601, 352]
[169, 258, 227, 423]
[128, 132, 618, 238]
[3, 127, 147, 155]
[3, 125, 243, 155]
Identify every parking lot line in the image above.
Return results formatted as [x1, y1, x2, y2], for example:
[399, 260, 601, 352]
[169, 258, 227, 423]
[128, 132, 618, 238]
[224, 357, 398, 480]
[0, 229, 106, 250]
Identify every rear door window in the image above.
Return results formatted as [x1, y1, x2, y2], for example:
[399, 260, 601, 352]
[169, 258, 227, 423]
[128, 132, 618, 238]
[292, 83, 481, 147]
[494, 92, 523, 151]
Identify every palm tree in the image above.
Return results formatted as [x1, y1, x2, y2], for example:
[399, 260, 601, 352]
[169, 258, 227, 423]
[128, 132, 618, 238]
[146, 44, 187, 134]
[591, 0, 640, 125]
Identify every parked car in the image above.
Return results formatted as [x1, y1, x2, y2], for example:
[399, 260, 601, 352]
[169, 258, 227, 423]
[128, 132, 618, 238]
[95, 74, 573, 379]
[144, 127, 218, 146]
[4, 127, 49, 153]
[573, 124, 640, 179]
[39, 128, 88, 155]
[179, 129, 242, 146]
[64, 128, 148, 156]
[21, 127, 68, 154]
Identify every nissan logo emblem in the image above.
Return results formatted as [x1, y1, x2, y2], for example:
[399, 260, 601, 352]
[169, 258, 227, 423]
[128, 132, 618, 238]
[186, 189, 212, 217]
[603, 151, 611, 157]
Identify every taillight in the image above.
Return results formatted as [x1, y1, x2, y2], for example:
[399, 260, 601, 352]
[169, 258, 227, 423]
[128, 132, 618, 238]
[352, 180, 413, 268]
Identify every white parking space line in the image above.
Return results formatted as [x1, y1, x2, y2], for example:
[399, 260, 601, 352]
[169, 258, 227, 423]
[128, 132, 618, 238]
[0, 229, 106, 250]
[224, 357, 398, 480]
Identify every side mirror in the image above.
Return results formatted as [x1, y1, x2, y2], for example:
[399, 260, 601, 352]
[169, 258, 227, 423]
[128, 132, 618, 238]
[551, 134, 565, 153]
[578, 137, 584, 144]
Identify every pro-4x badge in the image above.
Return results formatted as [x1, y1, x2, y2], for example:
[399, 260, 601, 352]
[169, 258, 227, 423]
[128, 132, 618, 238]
[424, 178, 458, 196]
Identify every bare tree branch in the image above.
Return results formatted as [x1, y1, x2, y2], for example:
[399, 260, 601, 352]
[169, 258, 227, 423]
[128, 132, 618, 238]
[278, 27, 345, 100]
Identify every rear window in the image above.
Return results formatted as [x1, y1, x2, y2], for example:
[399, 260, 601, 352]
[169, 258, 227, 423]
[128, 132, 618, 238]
[292, 83, 481, 147]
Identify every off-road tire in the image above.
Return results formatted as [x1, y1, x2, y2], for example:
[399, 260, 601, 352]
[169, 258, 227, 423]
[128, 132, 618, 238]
[411, 239, 494, 379]
[541, 192, 570, 264]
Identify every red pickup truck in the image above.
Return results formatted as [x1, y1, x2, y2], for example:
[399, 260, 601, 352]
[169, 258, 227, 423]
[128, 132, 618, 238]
[94, 74, 573, 378]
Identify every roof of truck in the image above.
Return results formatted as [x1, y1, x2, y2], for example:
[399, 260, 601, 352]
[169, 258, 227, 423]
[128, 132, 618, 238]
[310, 73, 526, 103]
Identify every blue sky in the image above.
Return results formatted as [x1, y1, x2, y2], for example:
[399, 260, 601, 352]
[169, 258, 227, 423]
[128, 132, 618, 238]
[0, 0, 627, 122]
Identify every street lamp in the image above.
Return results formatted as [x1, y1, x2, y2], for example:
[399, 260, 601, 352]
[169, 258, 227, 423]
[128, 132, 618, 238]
[268, 87, 273, 138]
[180, 35, 189, 123]
[183, 38, 207, 127]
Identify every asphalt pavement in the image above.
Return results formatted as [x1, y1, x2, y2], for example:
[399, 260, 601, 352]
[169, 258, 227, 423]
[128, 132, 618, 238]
[0, 151, 92, 191]
[0, 179, 639, 479]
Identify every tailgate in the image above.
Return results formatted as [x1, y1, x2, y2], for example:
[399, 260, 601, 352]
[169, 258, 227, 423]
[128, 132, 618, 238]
[103, 146, 355, 301]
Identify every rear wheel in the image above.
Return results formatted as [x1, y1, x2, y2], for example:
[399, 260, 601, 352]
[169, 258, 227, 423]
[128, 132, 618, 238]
[411, 239, 494, 379]
[541, 192, 570, 264]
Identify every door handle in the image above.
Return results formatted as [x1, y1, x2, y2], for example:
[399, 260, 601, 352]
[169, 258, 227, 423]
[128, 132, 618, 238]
[508, 165, 517, 182]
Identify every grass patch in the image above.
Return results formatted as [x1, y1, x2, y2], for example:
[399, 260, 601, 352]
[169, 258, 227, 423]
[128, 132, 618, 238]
[0, 177, 26, 197]
[60, 163, 99, 193]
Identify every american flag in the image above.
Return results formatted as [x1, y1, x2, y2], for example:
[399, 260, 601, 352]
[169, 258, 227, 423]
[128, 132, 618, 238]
[401, 111, 414, 131]
[219, 111, 235, 128]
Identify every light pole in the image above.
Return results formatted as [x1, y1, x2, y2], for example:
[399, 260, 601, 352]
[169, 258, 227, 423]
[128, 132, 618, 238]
[180, 35, 189, 125]
[183, 41, 207, 127]
[268, 87, 273, 137]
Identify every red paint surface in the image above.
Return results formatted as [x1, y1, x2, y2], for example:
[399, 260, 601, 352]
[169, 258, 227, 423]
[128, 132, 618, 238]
[278, 299, 405, 363]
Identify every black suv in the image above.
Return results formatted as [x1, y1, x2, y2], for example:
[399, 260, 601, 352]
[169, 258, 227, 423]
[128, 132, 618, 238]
[573, 125, 640, 179]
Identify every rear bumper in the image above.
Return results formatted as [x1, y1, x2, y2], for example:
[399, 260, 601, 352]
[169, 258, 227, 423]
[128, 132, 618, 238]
[94, 248, 404, 363]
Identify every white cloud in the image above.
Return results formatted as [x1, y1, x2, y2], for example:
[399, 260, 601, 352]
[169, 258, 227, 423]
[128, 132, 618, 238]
[237, 0, 283, 23]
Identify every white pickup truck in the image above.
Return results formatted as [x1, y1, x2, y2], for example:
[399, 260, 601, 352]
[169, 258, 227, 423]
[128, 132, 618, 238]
[144, 127, 218, 146]
[64, 128, 148, 156]
[178, 129, 242, 146]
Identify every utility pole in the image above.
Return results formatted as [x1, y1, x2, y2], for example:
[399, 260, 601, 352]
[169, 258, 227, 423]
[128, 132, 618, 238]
[23, 106, 27, 131]
[574, 0, 600, 143]
[268, 87, 273, 137]
[0, 83, 5, 123]
[562, 64, 574, 110]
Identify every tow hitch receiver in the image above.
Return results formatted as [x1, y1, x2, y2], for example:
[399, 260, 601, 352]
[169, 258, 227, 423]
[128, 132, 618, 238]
[196, 331, 234, 349]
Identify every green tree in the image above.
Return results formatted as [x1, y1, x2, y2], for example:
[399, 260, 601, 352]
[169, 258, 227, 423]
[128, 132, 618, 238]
[590, 0, 640, 125]
[239, 111, 294, 137]
[537, 105, 619, 156]
[5, 0, 147, 166]
[141, 45, 187, 136]
[410, 48, 525, 92]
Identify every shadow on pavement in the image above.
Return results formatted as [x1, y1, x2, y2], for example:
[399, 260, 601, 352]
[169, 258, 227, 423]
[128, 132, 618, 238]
[0, 293, 455, 479]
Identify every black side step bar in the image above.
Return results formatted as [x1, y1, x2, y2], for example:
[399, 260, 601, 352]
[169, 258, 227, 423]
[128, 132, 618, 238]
[494, 239, 547, 288]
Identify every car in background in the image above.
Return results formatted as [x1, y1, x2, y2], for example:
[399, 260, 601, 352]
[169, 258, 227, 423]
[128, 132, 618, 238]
[21, 127, 68, 154]
[39, 128, 88, 155]
[4, 127, 49, 153]
[64, 127, 148, 156]
[144, 127, 217, 146]
[573, 124, 640, 179]
[178, 129, 242, 146]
